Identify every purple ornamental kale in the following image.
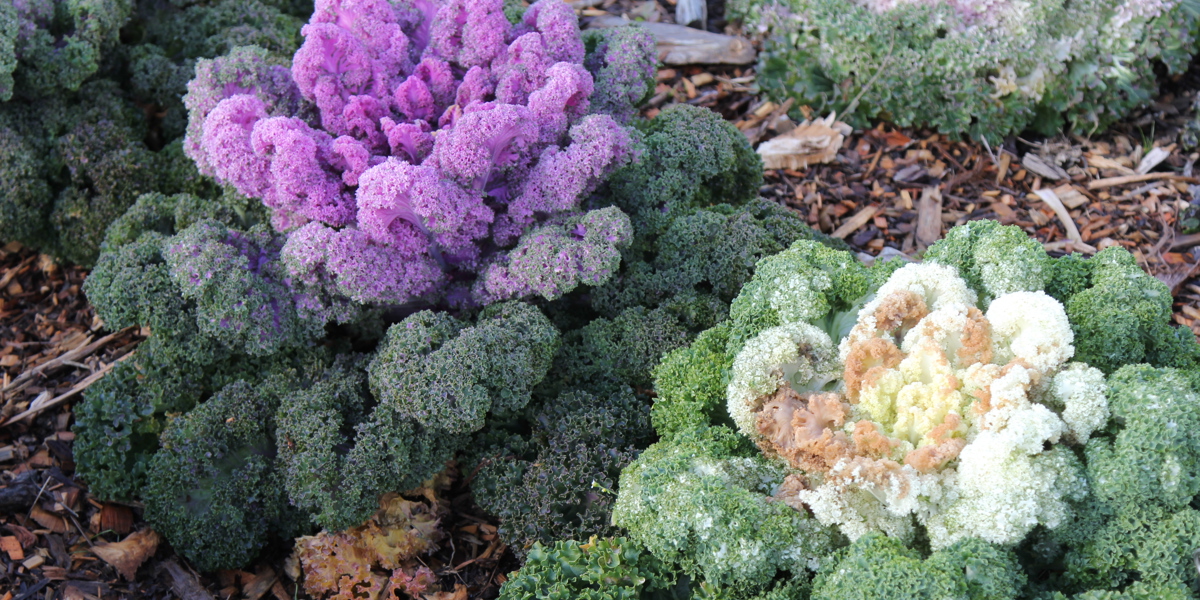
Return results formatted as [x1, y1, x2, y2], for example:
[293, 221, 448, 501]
[478, 207, 633, 303]
[164, 221, 356, 355]
[189, 0, 638, 308]
[282, 222, 443, 305]
[496, 115, 635, 245]
[183, 46, 306, 177]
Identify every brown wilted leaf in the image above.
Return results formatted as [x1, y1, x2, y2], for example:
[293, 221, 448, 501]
[757, 113, 851, 170]
[6, 524, 36, 548]
[92, 529, 161, 580]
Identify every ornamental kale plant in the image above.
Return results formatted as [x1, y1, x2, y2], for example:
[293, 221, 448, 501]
[76, 0, 792, 572]
[609, 220, 1200, 598]
[0, 0, 311, 265]
[186, 0, 650, 309]
[733, 0, 1200, 140]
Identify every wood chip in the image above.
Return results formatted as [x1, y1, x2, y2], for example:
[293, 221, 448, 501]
[1022, 153, 1068, 180]
[1086, 154, 1137, 175]
[831, 205, 879, 239]
[757, 113, 851, 170]
[1136, 147, 1172, 174]
[22, 554, 45, 570]
[1033, 188, 1095, 252]
[164, 559, 216, 600]
[424, 583, 469, 600]
[1, 536, 24, 561]
[241, 567, 278, 600]
[1052, 184, 1089, 209]
[30, 505, 71, 534]
[995, 152, 1011, 186]
[99, 503, 134, 536]
[915, 187, 943, 248]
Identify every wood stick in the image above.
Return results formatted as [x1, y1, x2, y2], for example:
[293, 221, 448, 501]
[1086, 172, 1200, 190]
[0, 327, 134, 395]
[1171, 232, 1200, 251]
[832, 205, 878, 239]
[1033, 188, 1096, 253]
[0, 255, 37, 292]
[3, 352, 136, 425]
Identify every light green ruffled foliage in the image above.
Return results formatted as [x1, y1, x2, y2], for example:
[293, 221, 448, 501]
[732, 0, 1200, 141]
[498, 537, 689, 600]
[810, 532, 1025, 600]
[923, 218, 1052, 306]
[726, 239, 874, 356]
[1031, 366, 1200, 598]
[612, 426, 843, 595]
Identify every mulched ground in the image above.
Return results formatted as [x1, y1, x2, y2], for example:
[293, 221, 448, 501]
[1, 4, 1198, 599]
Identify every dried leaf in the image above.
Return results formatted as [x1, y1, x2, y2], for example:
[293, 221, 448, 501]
[881, 130, 912, 149]
[92, 529, 161, 580]
[757, 114, 850, 170]
[6, 524, 36, 548]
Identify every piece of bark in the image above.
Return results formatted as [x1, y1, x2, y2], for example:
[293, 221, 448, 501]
[1, 536, 24, 560]
[242, 567, 278, 600]
[915, 187, 943, 248]
[100, 504, 134, 536]
[675, 0, 706, 28]
[1052, 184, 1089, 209]
[163, 559, 216, 600]
[757, 113, 849, 170]
[1022, 153, 1068, 181]
[0, 471, 40, 513]
[1087, 172, 1200, 189]
[586, 17, 755, 65]
[1136, 147, 1171, 174]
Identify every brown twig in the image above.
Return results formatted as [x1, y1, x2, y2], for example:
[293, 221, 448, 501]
[1086, 172, 1200, 190]
[1, 327, 135, 397]
[3, 351, 136, 425]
